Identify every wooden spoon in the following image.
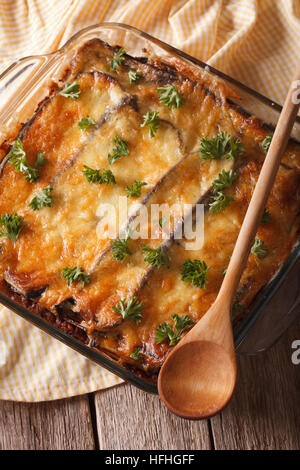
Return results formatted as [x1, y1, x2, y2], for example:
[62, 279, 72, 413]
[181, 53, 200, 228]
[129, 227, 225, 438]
[158, 63, 300, 419]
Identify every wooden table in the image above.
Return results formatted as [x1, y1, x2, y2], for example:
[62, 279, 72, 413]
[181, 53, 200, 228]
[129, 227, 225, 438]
[0, 319, 299, 450]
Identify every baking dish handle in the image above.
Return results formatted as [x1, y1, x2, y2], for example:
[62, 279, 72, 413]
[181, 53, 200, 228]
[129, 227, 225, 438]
[0, 53, 59, 136]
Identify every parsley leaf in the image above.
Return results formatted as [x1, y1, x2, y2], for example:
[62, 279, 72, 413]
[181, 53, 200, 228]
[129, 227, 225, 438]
[78, 116, 96, 131]
[83, 165, 116, 185]
[251, 239, 268, 259]
[110, 47, 126, 72]
[128, 70, 141, 83]
[261, 209, 272, 224]
[209, 192, 234, 214]
[29, 186, 53, 211]
[130, 348, 143, 360]
[142, 245, 170, 269]
[101, 169, 117, 185]
[181, 259, 209, 289]
[83, 166, 101, 183]
[200, 132, 244, 160]
[126, 180, 147, 198]
[0, 213, 23, 240]
[155, 314, 194, 346]
[261, 134, 273, 154]
[212, 169, 237, 192]
[59, 82, 80, 100]
[155, 322, 173, 344]
[173, 314, 194, 335]
[108, 134, 129, 164]
[141, 111, 160, 138]
[61, 266, 90, 287]
[112, 235, 132, 262]
[9, 139, 39, 183]
[35, 152, 47, 169]
[209, 169, 237, 214]
[9, 138, 25, 159]
[157, 84, 185, 109]
[159, 216, 167, 228]
[112, 296, 144, 324]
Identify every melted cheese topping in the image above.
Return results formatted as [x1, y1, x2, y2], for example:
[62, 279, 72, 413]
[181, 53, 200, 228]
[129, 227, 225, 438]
[1, 39, 300, 375]
[100, 162, 300, 367]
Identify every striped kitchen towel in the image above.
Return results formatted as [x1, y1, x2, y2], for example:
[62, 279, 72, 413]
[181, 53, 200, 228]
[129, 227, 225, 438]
[0, 0, 299, 401]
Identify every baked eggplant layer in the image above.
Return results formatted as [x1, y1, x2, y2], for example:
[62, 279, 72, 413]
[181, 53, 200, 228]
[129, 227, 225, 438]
[0, 39, 299, 378]
[95, 160, 300, 370]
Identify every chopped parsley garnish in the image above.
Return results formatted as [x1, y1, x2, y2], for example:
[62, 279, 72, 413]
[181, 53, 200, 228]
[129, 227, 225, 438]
[61, 266, 90, 287]
[199, 132, 244, 160]
[112, 235, 132, 262]
[59, 82, 80, 100]
[83, 166, 101, 183]
[159, 216, 167, 228]
[251, 239, 268, 259]
[209, 169, 237, 214]
[100, 169, 116, 185]
[126, 180, 147, 198]
[9, 137, 25, 159]
[9, 139, 39, 182]
[212, 169, 238, 192]
[110, 47, 126, 72]
[157, 84, 185, 109]
[35, 152, 47, 169]
[261, 209, 272, 224]
[181, 259, 209, 289]
[108, 134, 129, 164]
[128, 70, 141, 83]
[130, 348, 143, 360]
[83, 165, 116, 185]
[141, 111, 160, 138]
[78, 116, 96, 131]
[142, 245, 170, 269]
[29, 186, 53, 211]
[0, 213, 23, 240]
[261, 134, 273, 154]
[209, 192, 234, 214]
[155, 314, 194, 346]
[112, 296, 144, 325]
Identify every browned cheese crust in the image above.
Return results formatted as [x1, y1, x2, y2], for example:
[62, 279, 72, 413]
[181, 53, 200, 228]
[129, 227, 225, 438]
[0, 39, 299, 379]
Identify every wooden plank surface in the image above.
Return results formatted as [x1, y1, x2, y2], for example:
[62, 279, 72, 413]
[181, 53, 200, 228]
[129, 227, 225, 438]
[94, 318, 300, 450]
[0, 319, 299, 450]
[211, 319, 300, 450]
[0, 395, 95, 450]
[94, 384, 211, 450]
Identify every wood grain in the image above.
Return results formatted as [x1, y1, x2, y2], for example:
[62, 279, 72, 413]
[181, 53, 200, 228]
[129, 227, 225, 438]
[94, 319, 300, 450]
[0, 394, 95, 450]
[210, 319, 300, 450]
[94, 384, 211, 450]
[0, 319, 299, 450]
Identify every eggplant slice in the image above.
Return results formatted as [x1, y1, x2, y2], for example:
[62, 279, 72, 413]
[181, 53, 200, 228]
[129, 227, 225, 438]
[95, 161, 300, 370]
[1, 39, 300, 377]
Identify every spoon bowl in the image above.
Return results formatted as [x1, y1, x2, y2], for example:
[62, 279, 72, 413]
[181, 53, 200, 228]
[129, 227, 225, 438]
[158, 340, 237, 419]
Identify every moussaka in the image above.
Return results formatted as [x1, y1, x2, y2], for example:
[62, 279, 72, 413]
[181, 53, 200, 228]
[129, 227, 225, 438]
[0, 39, 299, 379]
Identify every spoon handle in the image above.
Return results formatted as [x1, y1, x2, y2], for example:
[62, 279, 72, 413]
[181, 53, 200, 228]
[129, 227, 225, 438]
[218, 62, 300, 305]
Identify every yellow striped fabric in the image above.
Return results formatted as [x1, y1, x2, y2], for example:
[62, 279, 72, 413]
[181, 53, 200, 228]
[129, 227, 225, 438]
[0, 0, 299, 401]
[0, 311, 123, 401]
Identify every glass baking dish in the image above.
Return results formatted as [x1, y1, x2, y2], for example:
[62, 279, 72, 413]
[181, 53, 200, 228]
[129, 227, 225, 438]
[0, 23, 299, 394]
